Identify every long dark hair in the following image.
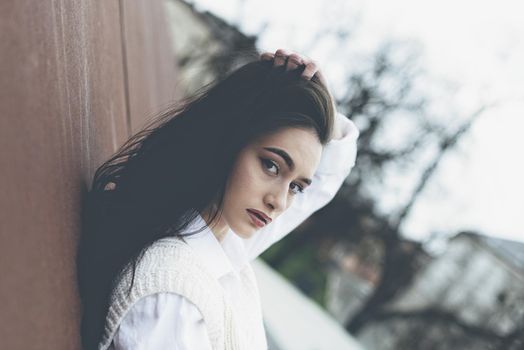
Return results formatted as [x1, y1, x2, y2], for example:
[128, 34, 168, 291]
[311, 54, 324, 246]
[76, 55, 335, 349]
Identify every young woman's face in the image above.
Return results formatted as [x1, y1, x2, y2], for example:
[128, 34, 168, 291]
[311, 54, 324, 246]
[215, 127, 323, 240]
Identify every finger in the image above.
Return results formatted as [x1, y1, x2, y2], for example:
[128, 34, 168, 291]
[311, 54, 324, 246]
[274, 48, 292, 67]
[300, 61, 318, 80]
[260, 52, 274, 61]
[285, 53, 304, 71]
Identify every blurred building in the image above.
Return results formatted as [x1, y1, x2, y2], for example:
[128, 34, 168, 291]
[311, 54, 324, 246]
[330, 231, 524, 349]
[389, 232, 524, 331]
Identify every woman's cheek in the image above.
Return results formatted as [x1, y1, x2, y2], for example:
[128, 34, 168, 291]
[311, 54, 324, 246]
[247, 160, 264, 182]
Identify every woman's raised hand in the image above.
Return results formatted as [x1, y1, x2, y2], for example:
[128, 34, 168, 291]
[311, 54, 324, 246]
[259, 49, 329, 88]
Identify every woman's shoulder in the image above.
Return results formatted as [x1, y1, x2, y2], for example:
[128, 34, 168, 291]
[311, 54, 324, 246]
[126, 236, 189, 269]
[116, 236, 206, 287]
[112, 236, 223, 301]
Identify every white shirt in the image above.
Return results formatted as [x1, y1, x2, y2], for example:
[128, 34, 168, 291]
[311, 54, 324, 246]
[110, 112, 359, 349]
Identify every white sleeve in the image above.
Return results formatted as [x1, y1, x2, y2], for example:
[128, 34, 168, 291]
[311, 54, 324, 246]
[242, 111, 360, 261]
[111, 292, 213, 350]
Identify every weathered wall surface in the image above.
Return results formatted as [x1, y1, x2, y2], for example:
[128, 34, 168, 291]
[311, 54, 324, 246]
[0, 0, 177, 348]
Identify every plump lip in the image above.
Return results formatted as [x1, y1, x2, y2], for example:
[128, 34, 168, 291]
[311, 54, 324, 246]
[247, 210, 266, 228]
[246, 208, 272, 224]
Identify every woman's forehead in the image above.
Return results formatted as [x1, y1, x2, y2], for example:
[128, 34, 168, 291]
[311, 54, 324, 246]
[252, 126, 319, 145]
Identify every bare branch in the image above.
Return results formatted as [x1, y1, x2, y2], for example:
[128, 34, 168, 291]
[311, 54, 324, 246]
[392, 104, 494, 229]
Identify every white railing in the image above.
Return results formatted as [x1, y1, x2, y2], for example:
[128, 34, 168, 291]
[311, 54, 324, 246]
[252, 259, 366, 350]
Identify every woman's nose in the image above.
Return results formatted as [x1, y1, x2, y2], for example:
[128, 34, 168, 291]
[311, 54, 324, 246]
[264, 185, 288, 212]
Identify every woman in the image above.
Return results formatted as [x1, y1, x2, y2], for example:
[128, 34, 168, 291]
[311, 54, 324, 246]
[77, 49, 359, 350]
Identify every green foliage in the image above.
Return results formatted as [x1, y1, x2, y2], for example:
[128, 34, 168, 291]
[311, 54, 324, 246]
[259, 237, 287, 263]
[261, 239, 328, 308]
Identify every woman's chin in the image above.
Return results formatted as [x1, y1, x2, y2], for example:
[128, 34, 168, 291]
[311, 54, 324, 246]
[230, 223, 258, 239]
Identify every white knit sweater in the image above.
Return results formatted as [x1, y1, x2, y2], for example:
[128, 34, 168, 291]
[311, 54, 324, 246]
[98, 236, 265, 350]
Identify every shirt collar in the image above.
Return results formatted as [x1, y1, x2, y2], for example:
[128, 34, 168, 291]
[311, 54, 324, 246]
[180, 213, 251, 280]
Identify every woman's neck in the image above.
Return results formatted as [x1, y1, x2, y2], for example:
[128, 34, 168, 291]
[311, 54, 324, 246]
[199, 207, 229, 243]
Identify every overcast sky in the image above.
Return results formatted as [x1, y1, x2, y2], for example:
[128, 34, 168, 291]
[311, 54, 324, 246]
[188, 0, 524, 244]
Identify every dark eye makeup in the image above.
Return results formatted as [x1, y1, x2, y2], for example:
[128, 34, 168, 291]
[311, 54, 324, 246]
[262, 147, 313, 186]
[260, 158, 305, 194]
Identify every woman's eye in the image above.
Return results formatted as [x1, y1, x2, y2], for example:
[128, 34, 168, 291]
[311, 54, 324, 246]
[290, 182, 304, 195]
[261, 158, 304, 195]
[261, 158, 279, 175]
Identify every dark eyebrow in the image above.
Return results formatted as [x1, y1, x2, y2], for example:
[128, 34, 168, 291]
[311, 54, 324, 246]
[263, 147, 313, 185]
